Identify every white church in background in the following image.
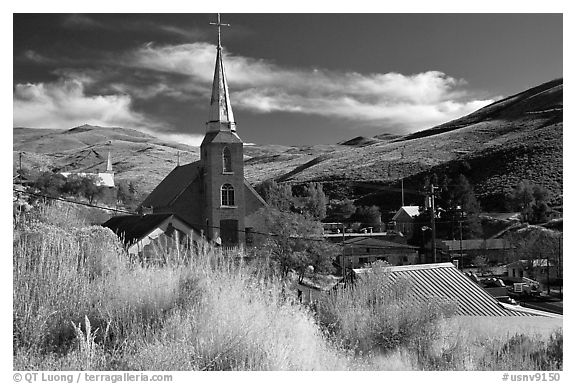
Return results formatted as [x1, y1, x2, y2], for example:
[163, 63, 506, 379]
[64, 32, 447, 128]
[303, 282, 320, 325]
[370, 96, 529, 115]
[60, 151, 115, 188]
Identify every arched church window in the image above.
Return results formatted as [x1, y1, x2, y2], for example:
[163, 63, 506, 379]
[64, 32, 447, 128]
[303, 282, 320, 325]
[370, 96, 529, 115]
[221, 184, 235, 206]
[222, 147, 232, 173]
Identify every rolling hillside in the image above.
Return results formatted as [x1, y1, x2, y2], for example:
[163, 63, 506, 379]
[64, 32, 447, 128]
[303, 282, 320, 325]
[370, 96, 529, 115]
[249, 78, 563, 210]
[13, 79, 562, 211]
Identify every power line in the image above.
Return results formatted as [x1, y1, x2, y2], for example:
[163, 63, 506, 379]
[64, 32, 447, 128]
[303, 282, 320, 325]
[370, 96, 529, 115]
[13, 187, 328, 242]
[14, 188, 135, 215]
[14, 187, 498, 244]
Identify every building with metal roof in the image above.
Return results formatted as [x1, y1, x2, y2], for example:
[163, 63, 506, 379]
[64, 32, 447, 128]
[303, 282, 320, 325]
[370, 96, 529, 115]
[103, 213, 205, 260]
[439, 238, 515, 266]
[341, 236, 419, 268]
[352, 263, 544, 317]
[391, 205, 421, 238]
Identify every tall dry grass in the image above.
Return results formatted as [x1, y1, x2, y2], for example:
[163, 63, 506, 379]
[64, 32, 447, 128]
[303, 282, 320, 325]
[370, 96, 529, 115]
[13, 202, 562, 370]
[315, 265, 458, 361]
[13, 202, 349, 370]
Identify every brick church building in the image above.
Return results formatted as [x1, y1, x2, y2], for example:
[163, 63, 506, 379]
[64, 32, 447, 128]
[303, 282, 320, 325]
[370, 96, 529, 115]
[104, 15, 267, 251]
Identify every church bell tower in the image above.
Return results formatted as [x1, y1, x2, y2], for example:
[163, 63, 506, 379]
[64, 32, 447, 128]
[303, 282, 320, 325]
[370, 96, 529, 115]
[200, 14, 246, 246]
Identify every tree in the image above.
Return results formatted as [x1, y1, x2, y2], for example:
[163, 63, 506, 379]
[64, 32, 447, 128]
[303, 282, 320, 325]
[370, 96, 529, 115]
[117, 180, 136, 206]
[301, 182, 327, 220]
[507, 180, 551, 223]
[472, 256, 490, 276]
[32, 171, 66, 198]
[508, 180, 535, 221]
[251, 207, 338, 281]
[79, 175, 104, 204]
[62, 174, 85, 196]
[351, 205, 382, 231]
[257, 179, 293, 212]
[329, 198, 356, 221]
[446, 174, 482, 239]
[506, 228, 562, 285]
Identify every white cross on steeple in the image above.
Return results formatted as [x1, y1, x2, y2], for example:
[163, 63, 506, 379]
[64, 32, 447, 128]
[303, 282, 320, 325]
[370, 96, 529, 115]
[209, 13, 230, 49]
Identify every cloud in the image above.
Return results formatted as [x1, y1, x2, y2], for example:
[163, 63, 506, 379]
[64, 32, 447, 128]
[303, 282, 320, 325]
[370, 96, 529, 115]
[13, 78, 157, 130]
[62, 14, 206, 41]
[62, 14, 107, 29]
[22, 50, 53, 64]
[125, 43, 495, 132]
[148, 131, 205, 147]
[15, 40, 495, 137]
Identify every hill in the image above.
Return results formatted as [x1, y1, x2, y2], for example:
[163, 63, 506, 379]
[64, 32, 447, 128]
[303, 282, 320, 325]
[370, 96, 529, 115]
[13, 124, 200, 197]
[13, 79, 562, 211]
[247, 79, 563, 211]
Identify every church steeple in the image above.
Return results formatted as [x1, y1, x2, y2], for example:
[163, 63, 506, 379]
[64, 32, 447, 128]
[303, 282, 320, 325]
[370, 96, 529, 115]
[106, 151, 113, 173]
[207, 13, 236, 133]
[200, 14, 246, 247]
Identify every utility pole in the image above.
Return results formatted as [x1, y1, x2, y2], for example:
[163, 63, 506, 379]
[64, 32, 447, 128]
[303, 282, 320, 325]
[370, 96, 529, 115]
[546, 251, 550, 295]
[341, 222, 346, 286]
[401, 178, 405, 207]
[19, 152, 23, 184]
[429, 183, 439, 263]
[459, 218, 463, 270]
[558, 235, 562, 294]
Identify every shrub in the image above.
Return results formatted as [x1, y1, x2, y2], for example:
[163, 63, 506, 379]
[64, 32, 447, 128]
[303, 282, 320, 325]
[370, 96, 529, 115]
[315, 265, 457, 357]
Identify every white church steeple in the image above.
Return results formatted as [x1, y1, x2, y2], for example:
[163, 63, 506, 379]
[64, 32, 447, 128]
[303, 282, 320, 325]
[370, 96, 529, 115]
[106, 150, 113, 173]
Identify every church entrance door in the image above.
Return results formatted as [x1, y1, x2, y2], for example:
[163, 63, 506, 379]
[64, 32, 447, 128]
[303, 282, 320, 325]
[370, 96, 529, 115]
[220, 219, 239, 246]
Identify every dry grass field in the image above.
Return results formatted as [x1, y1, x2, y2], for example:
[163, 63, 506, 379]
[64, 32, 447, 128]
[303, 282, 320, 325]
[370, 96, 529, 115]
[13, 202, 562, 371]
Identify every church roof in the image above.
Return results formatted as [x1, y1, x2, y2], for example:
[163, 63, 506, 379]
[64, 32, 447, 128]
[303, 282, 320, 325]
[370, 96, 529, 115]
[201, 130, 242, 146]
[140, 161, 201, 209]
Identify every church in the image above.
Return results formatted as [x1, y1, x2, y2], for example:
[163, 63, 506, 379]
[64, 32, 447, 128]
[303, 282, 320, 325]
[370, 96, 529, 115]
[104, 15, 267, 251]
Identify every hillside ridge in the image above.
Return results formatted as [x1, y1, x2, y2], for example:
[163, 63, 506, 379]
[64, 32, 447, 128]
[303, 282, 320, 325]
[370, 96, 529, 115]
[13, 79, 562, 211]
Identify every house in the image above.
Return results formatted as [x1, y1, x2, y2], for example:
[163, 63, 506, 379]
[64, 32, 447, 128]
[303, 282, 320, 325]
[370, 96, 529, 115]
[506, 259, 560, 284]
[295, 274, 343, 305]
[341, 236, 419, 269]
[351, 263, 550, 317]
[102, 213, 205, 262]
[137, 20, 267, 247]
[391, 206, 420, 238]
[439, 238, 515, 266]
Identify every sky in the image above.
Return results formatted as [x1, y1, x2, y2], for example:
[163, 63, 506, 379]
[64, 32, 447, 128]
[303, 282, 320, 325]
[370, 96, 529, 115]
[13, 13, 563, 146]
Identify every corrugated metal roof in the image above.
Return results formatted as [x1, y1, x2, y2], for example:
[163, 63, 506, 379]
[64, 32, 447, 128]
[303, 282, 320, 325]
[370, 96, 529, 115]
[353, 263, 533, 317]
